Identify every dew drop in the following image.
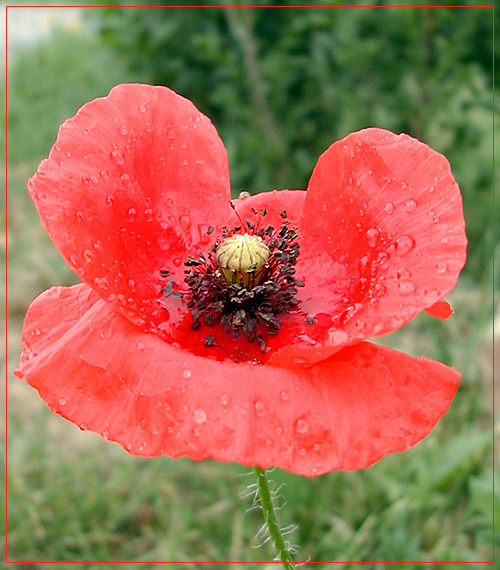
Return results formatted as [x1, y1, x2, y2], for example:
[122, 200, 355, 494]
[424, 287, 439, 297]
[167, 129, 175, 139]
[366, 228, 380, 247]
[359, 255, 370, 270]
[280, 390, 289, 401]
[295, 418, 310, 434]
[120, 173, 132, 188]
[120, 125, 128, 135]
[193, 408, 207, 424]
[136, 340, 144, 351]
[93, 277, 109, 290]
[182, 369, 192, 379]
[83, 250, 93, 263]
[435, 262, 448, 274]
[395, 235, 415, 256]
[58, 398, 66, 406]
[127, 279, 137, 292]
[428, 185, 436, 193]
[75, 211, 84, 222]
[220, 393, 230, 407]
[254, 401, 266, 417]
[276, 426, 283, 435]
[239, 191, 251, 200]
[397, 267, 412, 280]
[179, 215, 191, 231]
[384, 202, 395, 214]
[102, 431, 109, 440]
[110, 149, 125, 165]
[144, 208, 154, 222]
[403, 199, 417, 212]
[127, 207, 137, 221]
[69, 254, 78, 266]
[373, 283, 386, 297]
[79, 423, 87, 431]
[138, 104, 146, 113]
[398, 279, 416, 295]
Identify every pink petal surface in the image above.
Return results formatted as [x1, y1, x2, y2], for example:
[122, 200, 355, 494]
[28, 84, 231, 335]
[300, 128, 467, 348]
[16, 283, 460, 476]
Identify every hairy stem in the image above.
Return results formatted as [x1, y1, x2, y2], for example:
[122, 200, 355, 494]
[253, 466, 296, 568]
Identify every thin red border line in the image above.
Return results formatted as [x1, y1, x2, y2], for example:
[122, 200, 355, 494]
[4, 3, 495, 565]
[3, 6, 6, 557]
[492, 3, 495, 565]
[3, 4, 498, 7]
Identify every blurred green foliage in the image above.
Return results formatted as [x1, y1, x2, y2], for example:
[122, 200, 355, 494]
[89, 4, 494, 278]
[4, 28, 137, 164]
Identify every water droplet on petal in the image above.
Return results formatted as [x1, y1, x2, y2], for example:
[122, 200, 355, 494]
[280, 390, 289, 401]
[398, 279, 416, 295]
[144, 208, 154, 222]
[374, 283, 386, 297]
[397, 267, 412, 280]
[295, 418, 310, 434]
[220, 393, 230, 407]
[182, 369, 192, 379]
[58, 398, 66, 406]
[120, 125, 128, 135]
[404, 199, 417, 212]
[395, 235, 415, 256]
[254, 401, 266, 417]
[384, 202, 394, 214]
[127, 279, 136, 292]
[179, 215, 191, 231]
[138, 104, 146, 113]
[136, 340, 144, 351]
[127, 207, 137, 221]
[83, 250, 93, 263]
[110, 149, 125, 165]
[75, 211, 84, 222]
[435, 262, 448, 274]
[366, 228, 380, 247]
[120, 173, 132, 188]
[193, 408, 207, 424]
[102, 431, 109, 440]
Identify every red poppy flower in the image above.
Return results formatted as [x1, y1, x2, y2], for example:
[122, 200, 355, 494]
[15, 84, 466, 476]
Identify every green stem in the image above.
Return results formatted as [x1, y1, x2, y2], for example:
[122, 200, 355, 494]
[253, 467, 296, 569]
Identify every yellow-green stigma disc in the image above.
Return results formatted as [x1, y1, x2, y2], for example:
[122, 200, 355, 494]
[216, 233, 270, 289]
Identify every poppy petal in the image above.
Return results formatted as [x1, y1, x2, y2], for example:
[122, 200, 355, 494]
[300, 128, 467, 346]
[16, 283, 460, 476]
[424, 299, 453, 319]
[28, 84, 231, 334]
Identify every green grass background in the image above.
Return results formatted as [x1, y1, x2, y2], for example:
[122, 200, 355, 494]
[4, 4, 496, 566]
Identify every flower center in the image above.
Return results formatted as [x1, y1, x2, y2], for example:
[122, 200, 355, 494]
[159, 205, 304, 357]
[215, 233, 270, 289]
